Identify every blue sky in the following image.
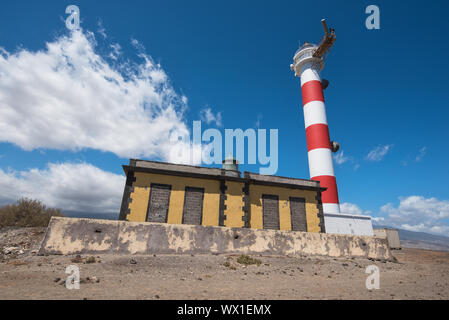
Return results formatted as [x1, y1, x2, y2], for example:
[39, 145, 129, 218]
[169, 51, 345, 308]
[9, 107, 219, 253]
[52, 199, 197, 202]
[0, 0, 448, 235]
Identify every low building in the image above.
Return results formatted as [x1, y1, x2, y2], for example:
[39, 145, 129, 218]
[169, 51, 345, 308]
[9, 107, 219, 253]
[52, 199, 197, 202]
[324, 213, 374, 236]
[374, 228, 401, 249]
[119, 159, 326, 233]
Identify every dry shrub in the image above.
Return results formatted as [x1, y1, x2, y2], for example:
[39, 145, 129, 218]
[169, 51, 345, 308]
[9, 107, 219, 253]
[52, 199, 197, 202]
[0, 198, 64, 228]
[236, 255, 262, 266]
[85, 256, 96, 264]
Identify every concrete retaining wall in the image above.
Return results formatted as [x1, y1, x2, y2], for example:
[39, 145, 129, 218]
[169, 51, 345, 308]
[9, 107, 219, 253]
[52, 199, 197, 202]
[39, 217, 393, 261]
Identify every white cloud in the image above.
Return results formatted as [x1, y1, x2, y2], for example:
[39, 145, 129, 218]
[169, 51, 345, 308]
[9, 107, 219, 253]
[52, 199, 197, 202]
[365, 144, 393, 162]
[333, 150, 351, 165]
[340, 202, 371, 216]
[415, 147, 427, 162]
[333, 150, 360, 170]
[340, 202, 363, 215]
[109, 43, 122, 60]
[371, 216, 385, 223]
[401, 146, 427, 166]
[0, 162, 125, 215]
[200, 107, 222, 127]
[376, 196, 449, 235]
[97, 20, 107, 39]
[343, 196, 449, 236]
[381, 196, 449, 220]
[0, 30, 193, 162]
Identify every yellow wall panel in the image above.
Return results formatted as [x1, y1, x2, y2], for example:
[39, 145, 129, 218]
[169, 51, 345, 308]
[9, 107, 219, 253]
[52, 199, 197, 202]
[127, 172, 220, 226]
[128, 183, 150, 223]
[223, 181, 245, 228]
[249, 185, 321, 232]
[125, 171, 321, 233]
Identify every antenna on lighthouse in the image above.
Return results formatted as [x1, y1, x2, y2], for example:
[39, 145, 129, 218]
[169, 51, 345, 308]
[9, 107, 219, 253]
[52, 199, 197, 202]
[321, 19, 329, 36]
[313, 19, 336, 59]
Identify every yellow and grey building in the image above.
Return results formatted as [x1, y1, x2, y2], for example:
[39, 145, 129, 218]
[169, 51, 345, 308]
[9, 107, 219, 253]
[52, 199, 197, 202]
[119, 159, 326, 233]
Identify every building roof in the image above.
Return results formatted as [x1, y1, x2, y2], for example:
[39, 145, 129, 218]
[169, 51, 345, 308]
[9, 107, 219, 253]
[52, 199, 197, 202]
[123, 159, 325, 192]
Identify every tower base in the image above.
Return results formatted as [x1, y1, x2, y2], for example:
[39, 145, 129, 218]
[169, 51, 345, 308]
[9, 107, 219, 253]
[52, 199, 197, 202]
[324, 213, 374, 236]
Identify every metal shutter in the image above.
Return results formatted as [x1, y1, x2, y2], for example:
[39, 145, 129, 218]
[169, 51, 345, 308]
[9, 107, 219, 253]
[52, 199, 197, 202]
[262, 194, 280, 230]
[290, 197, 307, 232]
[146, 184, 171, 223]
[182, 187, 205, 225]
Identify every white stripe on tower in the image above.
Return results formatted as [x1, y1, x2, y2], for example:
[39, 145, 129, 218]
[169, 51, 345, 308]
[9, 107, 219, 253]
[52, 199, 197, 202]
[300, 67, 321, 86]
[303, 101, 328, 128]
[308, 149, 335, 177]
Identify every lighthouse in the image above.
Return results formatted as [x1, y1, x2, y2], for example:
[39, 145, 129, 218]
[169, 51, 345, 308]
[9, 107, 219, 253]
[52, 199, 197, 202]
[291, 20, 340, 214]
[290, 19, 373, 236]
[291, 20, 374, 236]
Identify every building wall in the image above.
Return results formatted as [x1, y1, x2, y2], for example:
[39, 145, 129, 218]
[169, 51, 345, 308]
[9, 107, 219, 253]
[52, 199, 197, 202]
[223, 180, 246, 228]
[324, 213, 374, 236]
[126, 172, 221, 227]
[123, 171, 323, 233]
[249, 184, 322, 232]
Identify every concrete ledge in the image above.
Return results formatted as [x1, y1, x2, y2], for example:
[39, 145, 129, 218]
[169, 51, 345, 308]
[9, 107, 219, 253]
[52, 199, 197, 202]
[39, 217, 393, 261]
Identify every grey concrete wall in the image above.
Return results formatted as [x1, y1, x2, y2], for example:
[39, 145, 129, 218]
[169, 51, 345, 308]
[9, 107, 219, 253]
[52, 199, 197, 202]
[39, 217, 393, 261]
[374, 228, 401, 249]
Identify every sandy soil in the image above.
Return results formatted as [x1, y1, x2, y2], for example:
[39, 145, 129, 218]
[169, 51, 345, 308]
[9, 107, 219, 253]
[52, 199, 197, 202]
[0, 227, 448, 300]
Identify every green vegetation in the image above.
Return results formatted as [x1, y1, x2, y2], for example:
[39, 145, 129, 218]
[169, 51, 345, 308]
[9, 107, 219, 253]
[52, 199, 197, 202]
[223, 261, 237, 270]
[0, 198, 64, 228]
[236, 255, 262, 266]
[85, 256, 96, 264]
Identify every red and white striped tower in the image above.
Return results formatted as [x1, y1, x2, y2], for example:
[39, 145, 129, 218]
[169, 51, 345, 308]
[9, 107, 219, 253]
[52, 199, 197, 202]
[291, 41, 340, 214]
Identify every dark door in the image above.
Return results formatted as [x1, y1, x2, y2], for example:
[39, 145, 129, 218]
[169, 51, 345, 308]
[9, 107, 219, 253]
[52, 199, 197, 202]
[146, 184, 171, 223]
[262, 194, 280, 230]
[290, 197, 307, 231]
[182, 187, 205, 225]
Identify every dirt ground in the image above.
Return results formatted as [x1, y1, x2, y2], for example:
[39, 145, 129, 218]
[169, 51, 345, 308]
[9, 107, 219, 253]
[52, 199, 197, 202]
[0, 227, 448, 300]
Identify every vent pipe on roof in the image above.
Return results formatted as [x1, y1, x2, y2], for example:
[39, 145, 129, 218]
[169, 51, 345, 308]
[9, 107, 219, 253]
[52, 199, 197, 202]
[222, 154, 240, 177]
[222, 154, 239, 171]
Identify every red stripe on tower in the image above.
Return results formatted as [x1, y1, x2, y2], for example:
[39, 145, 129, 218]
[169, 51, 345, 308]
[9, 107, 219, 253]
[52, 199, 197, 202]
[302, 80, 324, 105]
[312, 175, 339, 204]
[305, 124, 331, 151]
